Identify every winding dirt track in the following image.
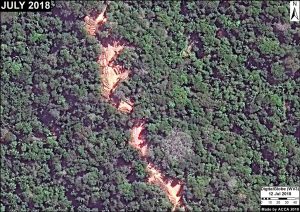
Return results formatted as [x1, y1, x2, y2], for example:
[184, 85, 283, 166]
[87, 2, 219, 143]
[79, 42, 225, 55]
[84, 5, 186, 210]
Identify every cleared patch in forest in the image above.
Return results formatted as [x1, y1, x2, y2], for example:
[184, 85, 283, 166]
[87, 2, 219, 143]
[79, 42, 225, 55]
[129, 121, 186, 210]
[147, 163, 184, 211]
[85, 6, 133, 113]
[84, 5, 186, 210]
[84, 5, 108, 36]
[129, 121, 148, 157]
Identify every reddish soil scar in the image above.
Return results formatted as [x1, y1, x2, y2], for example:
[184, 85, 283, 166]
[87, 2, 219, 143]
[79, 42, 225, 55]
[84, 5, 186, 210]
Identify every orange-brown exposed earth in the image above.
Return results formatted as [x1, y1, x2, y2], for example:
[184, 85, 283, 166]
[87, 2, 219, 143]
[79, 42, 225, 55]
[84, 5, 108, 36]
[85, 6, 132, 112]
[84, 5, 186, 210]
[101, 64, 130, 99]
[98, 43, 130, 101]
[147, 163, 184, 210]
[129, 121, 148, 157]
[98, 42, 125, 67]
[118, 99, 134, 113]
[129, 121, 185, 210]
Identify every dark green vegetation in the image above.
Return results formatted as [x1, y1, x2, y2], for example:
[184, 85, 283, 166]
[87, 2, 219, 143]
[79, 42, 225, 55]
[1, 1, 299, 211]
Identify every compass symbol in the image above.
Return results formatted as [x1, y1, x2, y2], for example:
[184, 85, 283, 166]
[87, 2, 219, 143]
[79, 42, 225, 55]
[290, 1, 300, 22]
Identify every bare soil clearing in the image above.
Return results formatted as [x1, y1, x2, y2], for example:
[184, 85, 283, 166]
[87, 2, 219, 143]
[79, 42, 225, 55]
[84, 5, 107, 36]
[130, 121, 185, 210]
[86, 10, 132, 112]
[130, 121, 148, 157]
[147, 163, 184, 211]
[84, 5, 186, 210]
[118, 99, 134, 114]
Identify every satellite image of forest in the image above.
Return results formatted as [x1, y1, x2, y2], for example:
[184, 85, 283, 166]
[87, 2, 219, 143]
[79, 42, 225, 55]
[0, 1, 299, 211]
